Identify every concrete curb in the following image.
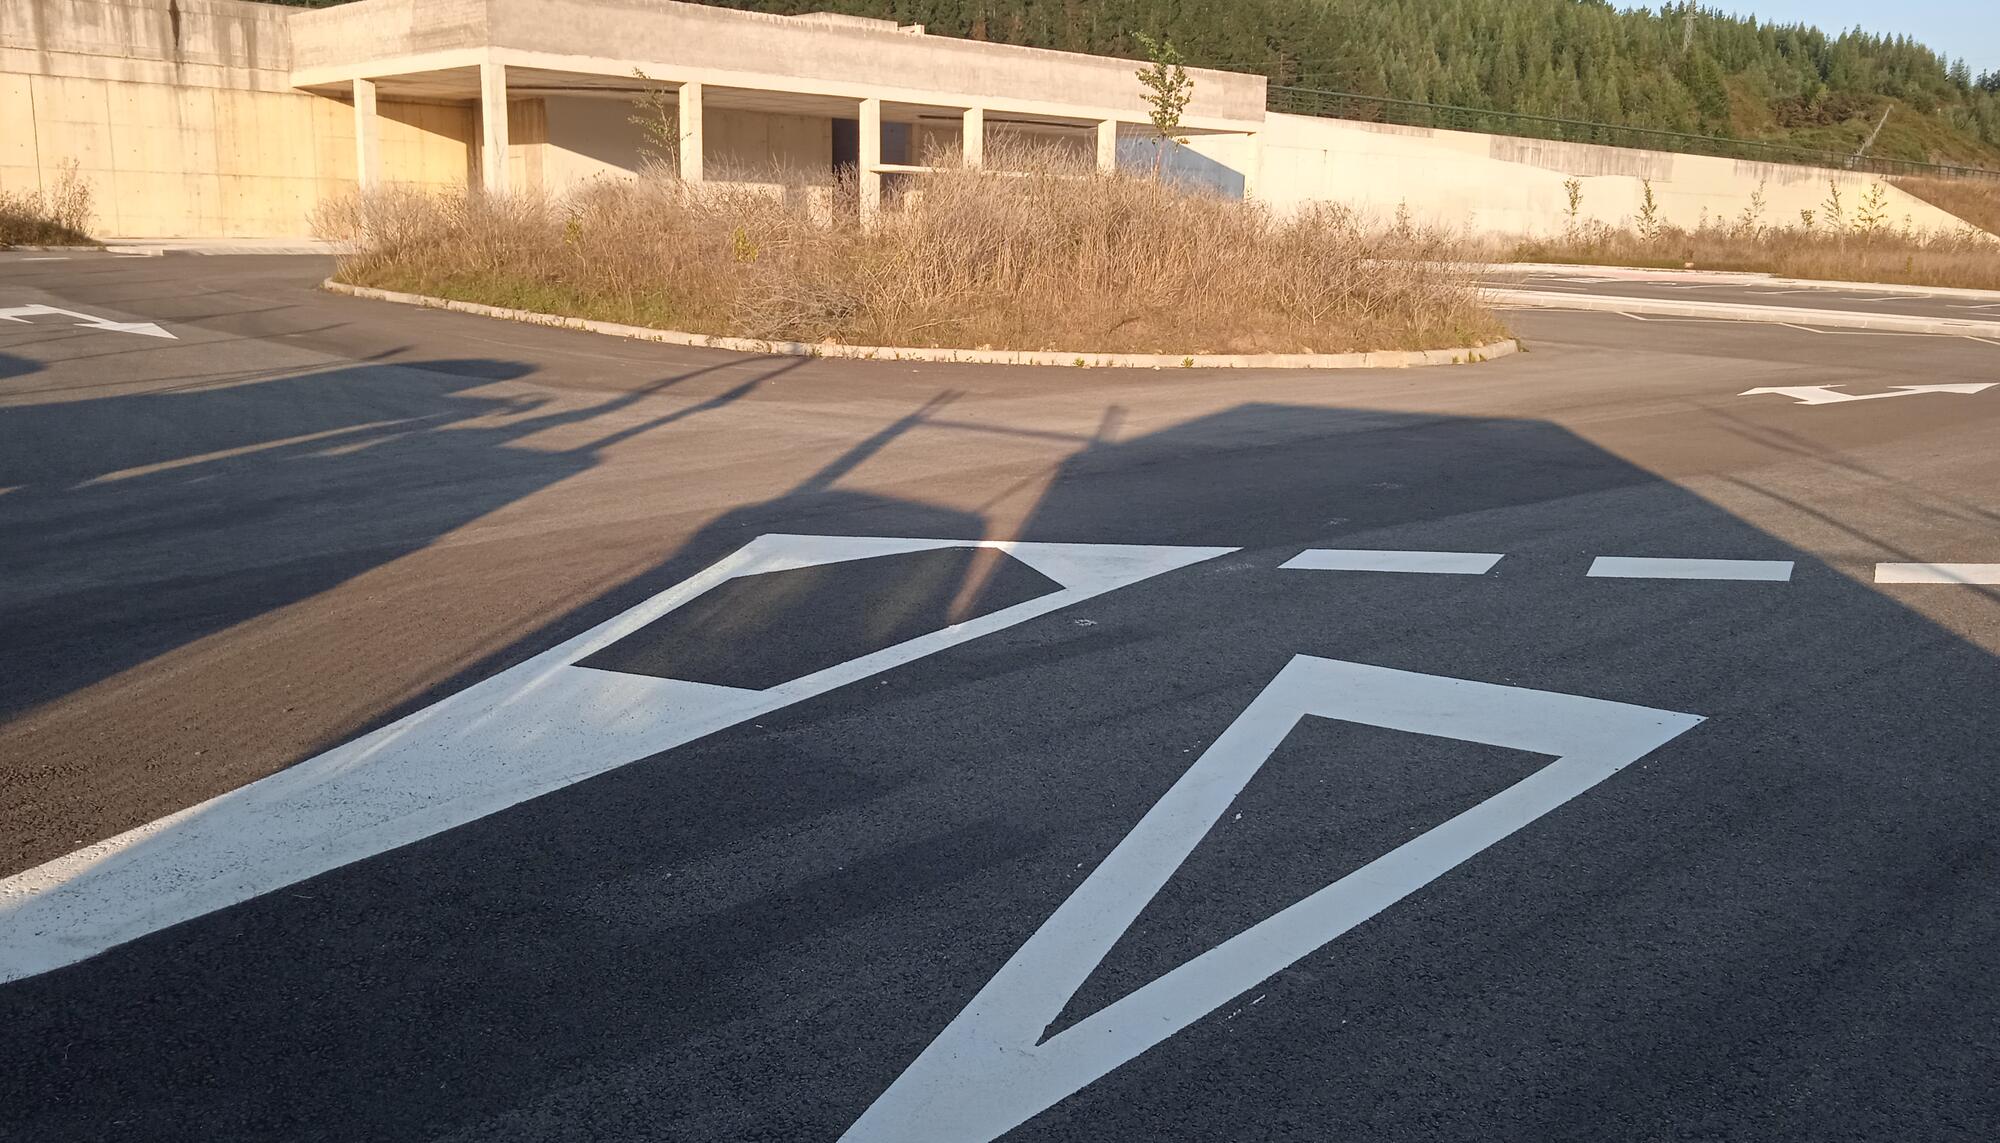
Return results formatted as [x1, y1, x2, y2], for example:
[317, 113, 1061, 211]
[1484, 286, 2000, 337]
[321, 280, 1521, 370]
[1483, 262, 2000, 304]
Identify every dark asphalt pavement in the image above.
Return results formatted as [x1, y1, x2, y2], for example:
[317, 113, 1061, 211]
[3, 253, 1998, 1141]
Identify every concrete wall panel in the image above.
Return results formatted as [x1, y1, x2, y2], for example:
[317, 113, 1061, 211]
[1199, 113, 1982, 238]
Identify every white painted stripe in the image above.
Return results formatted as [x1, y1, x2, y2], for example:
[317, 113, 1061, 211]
[0, 535, 1237, 983]
[1588, 556, 1793, 581]
[1281, 549, 1503, 575]
[1874, 563, 2000, 585]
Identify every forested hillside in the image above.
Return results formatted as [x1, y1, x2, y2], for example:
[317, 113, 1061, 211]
[705, 0, 2000, 167]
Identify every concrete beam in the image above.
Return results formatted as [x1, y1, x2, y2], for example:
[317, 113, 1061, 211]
[962, 106, 984, 169]
[859, 96, 882, 223]
[352, 78, 381, 190]
[678, 80, 704, 182]
[479, 60, 509, 194]
[1096, 119, 1117, 174]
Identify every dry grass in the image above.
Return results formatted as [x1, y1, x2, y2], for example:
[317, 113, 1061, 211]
[320, 148, 1503, 356]
[1891, 176, 2000, 237]
[1507, 205, 2000, 290]
[0, 160, 94, 247]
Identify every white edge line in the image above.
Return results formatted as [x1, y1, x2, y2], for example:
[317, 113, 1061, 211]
[1280, 549, 1504, 575]
[1588, 556, 1794, 582]
[1873, 562, 2000, 585]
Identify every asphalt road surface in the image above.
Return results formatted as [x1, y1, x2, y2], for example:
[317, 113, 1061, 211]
[1484, 266, 2000, 327]
[4, 252, 1998, 1142]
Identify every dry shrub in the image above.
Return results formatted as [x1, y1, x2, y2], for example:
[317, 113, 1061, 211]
[0, 160, 94, 247]
[1890, 175, 2000, 237]
[1507, 203, 2000, 291]
[320, 147, 1502, 356]
[1512, 224, 2000, 289]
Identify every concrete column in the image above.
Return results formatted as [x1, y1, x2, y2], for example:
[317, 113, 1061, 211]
[962, 106, 984, 169]
[1096, 118, 1118, 174]
[479, 60, 509, 194]
[858, 96, 883, 223]
[352, 78, 381, 190]
[678, 81, 704, 182]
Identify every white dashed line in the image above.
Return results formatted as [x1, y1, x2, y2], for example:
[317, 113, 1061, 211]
[1874, 563, 2000, 585]
[1281, 549, 1503, 575]
[1588, 557, 1794, 581]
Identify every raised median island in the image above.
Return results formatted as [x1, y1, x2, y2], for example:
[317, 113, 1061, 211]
[319, 157, 1514, 368]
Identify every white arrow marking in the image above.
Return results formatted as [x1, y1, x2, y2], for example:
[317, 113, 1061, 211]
[842, 657, 1702, 1143]
[1739, 383, 1994, 406]
[0, 534, 1234, 983]
[0, 302, 176, 339]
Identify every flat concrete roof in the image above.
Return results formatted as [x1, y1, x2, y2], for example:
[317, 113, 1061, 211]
[287, 0, 1267, 131]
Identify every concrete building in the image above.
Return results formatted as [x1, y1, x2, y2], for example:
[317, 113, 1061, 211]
[2, 0, 1985, 241]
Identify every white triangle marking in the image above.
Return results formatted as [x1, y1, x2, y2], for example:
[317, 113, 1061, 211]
[842, 657, 1703, 1142]
[0, 536, 1234, 983]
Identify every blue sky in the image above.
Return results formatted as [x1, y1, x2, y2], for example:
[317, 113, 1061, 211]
[1721, 1, 2000, 76]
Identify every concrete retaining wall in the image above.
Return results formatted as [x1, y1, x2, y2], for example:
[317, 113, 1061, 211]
[2, 0, 475, 237]
[1202, 113, 1982, 237]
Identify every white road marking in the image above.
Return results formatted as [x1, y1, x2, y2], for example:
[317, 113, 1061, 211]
[17, 256, 69, 262]
[842, 656, 1702, 1143]
[0, 303, 175, 339]
[1740, 383, 1996, 405]
[1281, 549, 1503, 575]
[1874, 563, 2000, 585]
[1588, 556, 1794, 581]
[0, 534, 1234, 984]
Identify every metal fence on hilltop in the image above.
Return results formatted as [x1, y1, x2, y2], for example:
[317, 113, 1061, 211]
[1267, 86, 2000, 182]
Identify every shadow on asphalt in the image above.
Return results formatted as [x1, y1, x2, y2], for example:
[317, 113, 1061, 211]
[3, 387, 1998, 1142]
[0, 351, 41, 380]
[0, 355, 802, 719]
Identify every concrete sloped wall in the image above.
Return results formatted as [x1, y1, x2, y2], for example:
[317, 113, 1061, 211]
[1204, 112, 1983, 237]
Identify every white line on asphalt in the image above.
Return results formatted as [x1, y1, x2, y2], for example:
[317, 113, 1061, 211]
[841, 656, 1703, 1143]
[1280, 549, 1503, 575]
[1588, 557, 1794, 581]
[17, 256, 69, 262]
[1874, 563, 2000, 585]
[0, 534, 1236, 984]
